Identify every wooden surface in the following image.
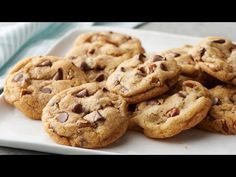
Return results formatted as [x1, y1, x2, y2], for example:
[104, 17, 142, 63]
[1, 22, 236, 155]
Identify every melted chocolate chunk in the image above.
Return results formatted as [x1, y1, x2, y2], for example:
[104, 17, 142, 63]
[13, 73, 24, 82]
[153, 55, 165, 62]
[80, 62, 91, 72]
[53, 68, 63, 80]
[166, 108, 180, 117]
[160, 63, 168, 71]
[128, 104, 136, 112]
[95, 74, 105, 82]
[57, 112, 69, 123]
[72, 104, 84, 114]
[213, 39, 225, 44]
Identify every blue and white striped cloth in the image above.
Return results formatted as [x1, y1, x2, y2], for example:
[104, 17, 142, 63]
[0, 22, 144, 86]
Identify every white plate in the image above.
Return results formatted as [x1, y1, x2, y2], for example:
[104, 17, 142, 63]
[1, 26, 236, 155]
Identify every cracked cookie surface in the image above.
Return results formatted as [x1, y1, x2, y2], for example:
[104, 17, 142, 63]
[106, 53, 181, 103]
[198, 85, 236, 134]
[66, 31, 144, 60]
[129, 80, 212, 138]
[190, 36, 236, 85]
[42, 82, 128, 148]
[65, 31, 145, 82]
[4, 56, 88, 120]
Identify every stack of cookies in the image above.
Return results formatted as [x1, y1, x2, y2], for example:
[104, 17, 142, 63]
[3, 31, 236, 149]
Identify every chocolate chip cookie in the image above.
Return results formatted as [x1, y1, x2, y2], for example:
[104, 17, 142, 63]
[159, 45, 199, 76]
[198, 85, 236, 134]
[68, 54, 126, 83]
[66, 31, 145, 60]
[42, 82, 128, 148]
[4, 56, 88, 120]
[190, 36, 236, 85]
[106, 53, 181, 103]
[129, 80, 212, 138]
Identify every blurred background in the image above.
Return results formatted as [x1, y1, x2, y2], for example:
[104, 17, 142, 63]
[141, 22, 236, 40]
[2, 22, 236, 38]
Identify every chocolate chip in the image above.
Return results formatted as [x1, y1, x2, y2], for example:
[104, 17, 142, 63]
[213, 39, 225, 44]
[57, 112, 68, 123]
[153, 55, 165, 62]
[212, 97, 221, 105]
[200, 48, 206, 58]
[137, 67, 146, 76]
[160, 63, 168, 71]
[93, 111, 105, 122]
[88, 49, 95, 55]
[40, 87, 52, 94]
[166, 108, 180, 117]
[120, 67, 126, 72]
[13, 73, 24, 82]
[172, 52, 181, 58]
[95, 74, 105, 82]
[128, 104, 136, 112]
[102, 87, 108, 92]
[37, 60, 52, 67]
[114, 80, 120, 86]
[95, 65, 105, 71]
[74, 89, 89, 98]
[80, 62, 91, 72]
[72, 104, 84, 114]
[77, 119, 93, 128]
[178, 92, 186, 98]
[148, 64, 157, 73]
[21, 90, 32, 96]
[138, 53, 146, 63]
[53, 68, 63, 80]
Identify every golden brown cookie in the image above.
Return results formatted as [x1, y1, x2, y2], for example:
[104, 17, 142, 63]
[106, 53, 181, 103]
[198, 85, 236, 134]
[129, 80, 212, 138]
[4, 56, 88, 120]
[190, 36, 236, 85]
[66, 31, 144, 60]
[42, 82, 128, 148]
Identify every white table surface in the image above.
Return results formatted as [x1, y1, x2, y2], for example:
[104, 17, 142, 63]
[0, 22, 235, 155]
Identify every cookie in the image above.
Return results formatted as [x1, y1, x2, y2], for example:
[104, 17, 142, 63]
[106, 53, 181, 103]
[68, 54, 127, 83]
[129, 80, 212, 138]
[4, 56, 88, 120]
[198, 85, 236, 134]
[42, 82, 128, 148]
[66, 31, 145, 60]
[159, 45, 199, 76]
[190, 36, 236, 85]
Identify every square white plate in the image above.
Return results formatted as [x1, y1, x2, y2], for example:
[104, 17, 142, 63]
[1, 26, 235, 155]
